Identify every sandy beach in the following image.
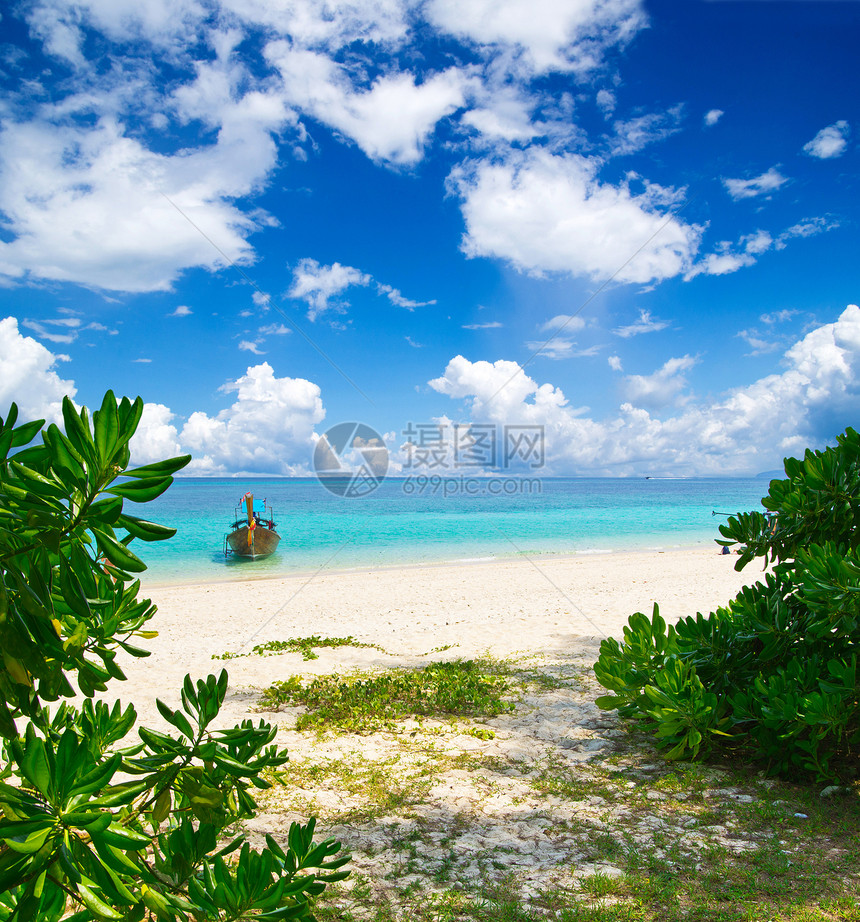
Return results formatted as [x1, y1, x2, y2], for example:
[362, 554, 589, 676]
[124, 546, 753, 725]
[102, 546, 845, 915]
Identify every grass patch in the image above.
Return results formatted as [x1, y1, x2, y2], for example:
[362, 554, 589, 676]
[259, 659, 516, 731]
[212, 634, 385, 661]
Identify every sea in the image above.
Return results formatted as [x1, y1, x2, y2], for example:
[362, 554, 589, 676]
[134, 476, 771, 585]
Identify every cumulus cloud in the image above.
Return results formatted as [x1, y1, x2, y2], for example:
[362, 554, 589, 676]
[450, 149, 701, 285]
[803, 120, 850, 159]
[427, 305, 860, 475]
[704, 109, 723, 127]
[722, 167, 788, 201]
[426, 0, 647, 75]
[0, 316, 75, 424]
[179, 362, 325, 475]
[129, 402, 184, 467]
[622, 355, 697, 409]
[266, 44, 469, 165]
[171, 305, 193, 317]
[288, 258, 371, 320]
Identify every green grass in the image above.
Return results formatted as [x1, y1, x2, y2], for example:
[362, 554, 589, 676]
[212, 634, 385, 661]
[259, 658, 516, 731]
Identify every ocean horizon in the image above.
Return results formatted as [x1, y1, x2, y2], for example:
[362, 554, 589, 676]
[135, 476, 770, 585]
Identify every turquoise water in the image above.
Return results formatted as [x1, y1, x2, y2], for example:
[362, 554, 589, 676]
[135, 477, 770, 584]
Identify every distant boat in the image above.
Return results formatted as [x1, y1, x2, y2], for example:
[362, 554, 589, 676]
[225, 492, 280, 560]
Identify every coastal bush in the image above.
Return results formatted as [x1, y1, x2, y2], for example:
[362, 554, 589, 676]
[594, 428, 860, 780]
[0, 394, 348, 920]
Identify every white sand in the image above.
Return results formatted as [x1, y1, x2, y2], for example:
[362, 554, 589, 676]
[118, 547, 754, 724]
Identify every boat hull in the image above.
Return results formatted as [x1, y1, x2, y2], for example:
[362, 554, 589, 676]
[226, 525, 281, 559]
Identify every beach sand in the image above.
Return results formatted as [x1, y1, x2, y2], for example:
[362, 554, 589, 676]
[123, 546, 752, 726]
[109, 547, 776, 908]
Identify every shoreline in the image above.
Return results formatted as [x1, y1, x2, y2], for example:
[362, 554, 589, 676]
[141, 534, 728, 591]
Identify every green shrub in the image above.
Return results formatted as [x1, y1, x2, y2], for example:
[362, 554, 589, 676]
[594, 428, 860, 780]
[0, 394, 349, 920]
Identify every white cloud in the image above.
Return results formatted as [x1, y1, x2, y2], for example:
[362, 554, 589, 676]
[524, 338, 579, 359]
[613, 309, 668, 338]
[622, 355, 697, 409]
[722, 167, 788, 201]
[288, 258, 371, 320]
[0, 316, 76, 425]
[450, 149, 701, 285]
[171, 305, 193, 317]
[426, 0, 647, 75]
[222, 0, 409, 52]
[239, 340, 265, 354]
[610, 105, 684, 156]
[428, 306, 860, 475]
[596, 89, 616, 117]
[258, 323, 291, 336]
[704, 109, 723, 127]
[608, 354, 622, 371]
[463, 321, 503, 330]
[129, 402, 183, 467]
[0, 115, 277, 292]
[180, 363, 325, 475]
[760, 309, 798, 325]
[803, 120, 850, 159]
[266, 44, 469, 165]
[540, 314, 586, 333]
[775, 216, 839, 249]
[377, 284, 437, 310]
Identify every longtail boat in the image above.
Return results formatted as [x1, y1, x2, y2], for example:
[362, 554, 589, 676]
[224, 492, 280, 559]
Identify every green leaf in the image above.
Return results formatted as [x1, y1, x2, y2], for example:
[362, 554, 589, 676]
[105, 477, 174, 503]
[117, 514, 176, 542]
[93, 391, 120, 467]
[123, 455, 192, 479]
[92, 528, 146, 573]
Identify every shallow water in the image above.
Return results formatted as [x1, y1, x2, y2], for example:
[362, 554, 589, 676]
[135, 477, 769, 584]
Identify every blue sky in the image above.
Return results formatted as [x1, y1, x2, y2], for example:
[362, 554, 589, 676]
[0, 0, 857, 476]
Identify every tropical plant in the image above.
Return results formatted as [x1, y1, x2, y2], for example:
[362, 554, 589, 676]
[0, 394, 349, 920]
[594, 428, 860, 780]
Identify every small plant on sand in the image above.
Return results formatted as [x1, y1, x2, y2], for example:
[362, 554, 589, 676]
[260, 660, 515, 731]
[594, 428, 860, 779]
[0, 395, 348, 920]
[214, 635, 385, 662]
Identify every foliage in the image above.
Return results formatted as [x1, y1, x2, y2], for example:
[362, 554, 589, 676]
[214, 636, 384, 663]
[260, 660, 515, 731]
[594, 428, 860, 779]
[0, 394, 348, 920]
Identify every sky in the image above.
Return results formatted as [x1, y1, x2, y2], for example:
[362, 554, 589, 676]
[0, 0, 858, 477]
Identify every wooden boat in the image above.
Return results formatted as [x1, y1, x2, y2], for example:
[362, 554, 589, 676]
[224, 492, 280, 559]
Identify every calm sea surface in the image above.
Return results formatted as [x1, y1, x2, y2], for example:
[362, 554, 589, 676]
[135, 477, 770, 584]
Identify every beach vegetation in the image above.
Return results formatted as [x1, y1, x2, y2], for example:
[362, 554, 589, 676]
[260, 659, 515, 731]
[594, 428, 860, 780]
[0, 394, 348, 920]
[213, 635, 385, 662]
